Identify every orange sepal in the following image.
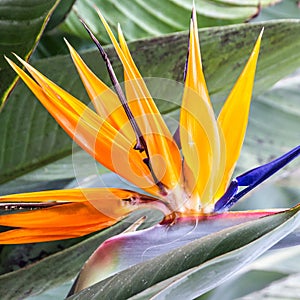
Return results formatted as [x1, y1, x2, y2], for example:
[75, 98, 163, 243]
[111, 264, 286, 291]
[65, 41, 135, 142]
[0, 202, 117, 244]
[0, 188, 172, 244]
[97, 11, 182, 190]
[4, 57, 162, 196]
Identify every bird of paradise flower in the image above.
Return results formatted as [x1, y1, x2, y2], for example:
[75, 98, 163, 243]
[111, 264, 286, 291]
[1, 6, 300, 295]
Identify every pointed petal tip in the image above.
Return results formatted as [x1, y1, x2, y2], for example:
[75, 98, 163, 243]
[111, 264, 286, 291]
[192, 0, 196, 11]
[190, 0, 198, 29]
[95, 7, 112, 35]
[192, 2, 196, 20]
[255, 27, 264, 49]
[260, 27, 264, 38]
[250, 28, 263, 58]
[10, 52, 23, 64]
[79, 18, 98, 43]
[5, 55, 21, 71]
[79, 18, 89, 32]
[79, 18, 103, 52]
[64, 38, 76, 56]
[117, 23, 123, 35]
[190, 3, 199, 43]
[117, 23, 123, 39]
[95, 6, 105, 22]
[123, 216, 147, 233]
[4, 55, 13, 65]
[12, 55, 44, 82]
[117, 24, 127, 44]
[254, 27, 264, 49]
[12, 53, 29, 68]
[63, 37, 71, 47]
[4, 56, 20, 74]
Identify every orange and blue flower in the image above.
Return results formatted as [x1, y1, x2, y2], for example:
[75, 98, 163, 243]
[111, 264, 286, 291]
[0, 6, 299, 278]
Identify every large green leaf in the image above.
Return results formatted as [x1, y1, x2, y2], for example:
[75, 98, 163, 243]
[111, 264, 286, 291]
[69, 210, 300, 294]
[0, 0, 61, 107]
[0, 209, 162, 300]
[60, 0, 278, 44]
[68, 205, 300, 299]
[1, 20, 300, 185]
[198, 245, 300, 299]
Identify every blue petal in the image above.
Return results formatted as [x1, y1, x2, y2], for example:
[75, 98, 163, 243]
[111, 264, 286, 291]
[215, 145, 300, 212]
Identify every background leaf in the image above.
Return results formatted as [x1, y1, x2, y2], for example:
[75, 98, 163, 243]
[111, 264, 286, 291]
[33, 0, 273, 59]
[198, 244, 300, 299]
[32, 0, 85, 59]
[0, 0, 61, 107]
[45, 0, 76, 31]
[252, 0, 300, 22]
[240, 273, 300, 299]
[60, 0, 278, 44]
[239, 69, 300, 172]
[0, 149, 92, 196]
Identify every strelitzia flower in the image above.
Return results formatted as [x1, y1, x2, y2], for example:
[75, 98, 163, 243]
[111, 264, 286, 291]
[1, 6, 300, 295]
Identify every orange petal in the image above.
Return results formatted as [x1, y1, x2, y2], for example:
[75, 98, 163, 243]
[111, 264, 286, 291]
[5, 57, 161, 196]
[0, 224, 116, 244]
[65, 40, 135, 141]
[216, 29, 263, 197]
[179, 10, 225, 210]
[0, 202, 117, 244]
[0, 202, 113, 228]
[97, 10, 182, 192]
[183, 9, 211, 107]
[0, 188, 171, 244]
[0, 188, 139, 204]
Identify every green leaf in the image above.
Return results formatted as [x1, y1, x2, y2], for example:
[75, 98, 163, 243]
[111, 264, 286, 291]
[68, 210, 300, 294]
[32, 0, 81, 59]
[68, 205, 300, 299]
[240, 273, 300, 299]
[0, 0, 61, 108]
[60, 0, 278, 44]
[31, 30, 94, 59]
[0, 239, 86, 276]
[199, 245, 300, 299]
[197, 270, 287, 300]
[69, 211, 285, 293]
[1, 20, 300, 185]
[252, 0, 300, 22]
[253, 244, 300, 274]
[0, 210, 162, 300]
[0, 148, 97, 195]
[45, 0, 76, 31]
